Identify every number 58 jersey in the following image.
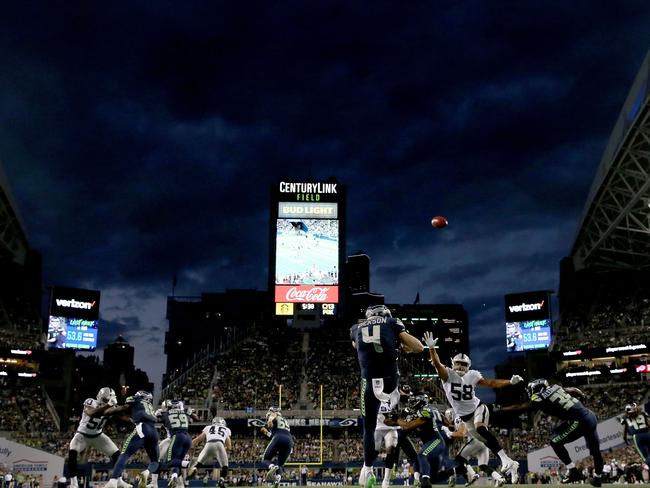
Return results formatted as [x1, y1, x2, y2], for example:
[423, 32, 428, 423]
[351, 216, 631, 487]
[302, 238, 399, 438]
[442, 368, 482, 417]
[203, 423, 231, 443]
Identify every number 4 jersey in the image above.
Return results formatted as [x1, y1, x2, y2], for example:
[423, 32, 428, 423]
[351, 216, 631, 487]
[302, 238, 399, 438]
[76, 398, 109, 436]
[442, 368, 482, 417]
[203, 423, 231, 443]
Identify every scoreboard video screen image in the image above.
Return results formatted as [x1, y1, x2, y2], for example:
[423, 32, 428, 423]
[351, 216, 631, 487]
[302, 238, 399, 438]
[504, 290, 552, 352]
[48, 286, 100, 351]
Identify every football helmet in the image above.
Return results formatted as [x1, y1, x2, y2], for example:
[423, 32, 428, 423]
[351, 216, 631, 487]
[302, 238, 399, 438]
[212, 416, 227, 426]
[625, 403, 638, 414]
[365, 305, 392, 319]
[168, 399, 184, 410]
[451, 353, 471, 376]
[97, 387, 117, 405]
[266, 406, 281, 419]
[444, 408, 455, 424]
[407, 394, 429, 413]
[134, 390, 153, 403]
[526, 378, 549, 398]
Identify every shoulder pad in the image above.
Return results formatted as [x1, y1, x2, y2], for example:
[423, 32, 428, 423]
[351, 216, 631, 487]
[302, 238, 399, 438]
[419, 409, 431, 418]
[84, 398, 95, 406]
[530, 393, 542, 402]
[125, 396, 136, 404]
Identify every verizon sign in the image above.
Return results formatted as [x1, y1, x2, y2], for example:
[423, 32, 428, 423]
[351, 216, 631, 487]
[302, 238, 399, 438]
[275, 285, 339, 303]
[504, 290, 550, 322]
[50, 286, 101, 320]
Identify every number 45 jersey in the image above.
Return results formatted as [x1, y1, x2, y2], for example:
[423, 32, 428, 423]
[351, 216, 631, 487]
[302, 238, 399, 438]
[203, 423, 231, 443]
[442, 368, 482, 417]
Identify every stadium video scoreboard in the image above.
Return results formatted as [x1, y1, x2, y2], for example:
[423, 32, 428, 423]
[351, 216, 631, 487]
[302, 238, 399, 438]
[271, 180, 344, 317]
[47, 286, 101, 351]
[504, 290, 552, 353]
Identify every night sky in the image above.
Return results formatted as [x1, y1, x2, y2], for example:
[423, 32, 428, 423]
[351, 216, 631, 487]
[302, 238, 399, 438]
[2, 2, 650, 395]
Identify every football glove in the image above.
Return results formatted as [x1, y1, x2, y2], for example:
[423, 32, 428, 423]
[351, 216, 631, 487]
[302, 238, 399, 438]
[510, 375, 524, 385]
[422, 331, 438, 348]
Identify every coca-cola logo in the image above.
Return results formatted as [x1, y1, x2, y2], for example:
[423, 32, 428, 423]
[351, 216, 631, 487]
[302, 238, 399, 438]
[286, 286, 329, 302]
[275, 285, 339, 304]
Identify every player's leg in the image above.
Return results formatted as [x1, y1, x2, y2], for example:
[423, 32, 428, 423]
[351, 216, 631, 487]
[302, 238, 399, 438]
[188, 444, 212, 477]
[549, 421, 582, 483]
[138, 424, 161, 488]
[382, 431, 398, 488]
[418, 438, 444, 488]
[580, 415, 603, 486]
[215, 443, 229, 487]
[397, 431, 420, 484]
[108, 430, 144, 488]
[166, 433, 191, 488]
[360, 378, 380, 486]
[633, 433, 650, 466]
[68, 433, 88, 488]
[90, 435, 125, 487]
[468, 405, 517, 475]
[273, 434, 294, 487]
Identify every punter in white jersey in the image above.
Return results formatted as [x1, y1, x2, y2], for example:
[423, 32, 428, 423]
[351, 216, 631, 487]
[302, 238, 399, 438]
[374, 402, 399, 488]
[423, 332, 522, 480]
[443, 409, 505, 487]
[67, 387, 126, 488]
[188, 417, 232, 488]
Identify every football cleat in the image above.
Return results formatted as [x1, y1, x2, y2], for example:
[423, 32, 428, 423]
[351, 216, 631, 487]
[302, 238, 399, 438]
[366, 473, 377, 488]
[590, 476, 602, 487]
[561, 467, 582, 484]
[464, 473, 479, 487]
[266, 464, 279, 481]
[447, 475, 456, 488]
[493, 478, 504, 488]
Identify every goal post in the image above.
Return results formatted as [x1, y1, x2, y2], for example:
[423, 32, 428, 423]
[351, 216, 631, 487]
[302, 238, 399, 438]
[285, 383, 324, 466]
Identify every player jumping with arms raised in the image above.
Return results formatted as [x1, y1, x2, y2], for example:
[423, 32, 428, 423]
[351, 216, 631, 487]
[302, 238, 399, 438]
[423, 332, 521, 482]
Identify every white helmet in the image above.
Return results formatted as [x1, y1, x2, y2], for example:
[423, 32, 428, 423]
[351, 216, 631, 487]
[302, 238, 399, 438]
[365, 305, 392, 319]
[97, 387, 116, 405]
[451, 353, 471, 376]
[444, 408, 455, 424]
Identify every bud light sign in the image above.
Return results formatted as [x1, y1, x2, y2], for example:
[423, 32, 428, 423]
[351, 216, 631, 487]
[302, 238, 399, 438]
[275, 285, 339, 303]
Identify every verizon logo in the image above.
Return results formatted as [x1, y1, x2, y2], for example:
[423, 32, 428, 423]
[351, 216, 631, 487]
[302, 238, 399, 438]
[508, 300, 544, 313]
[55, 298, 96, 310]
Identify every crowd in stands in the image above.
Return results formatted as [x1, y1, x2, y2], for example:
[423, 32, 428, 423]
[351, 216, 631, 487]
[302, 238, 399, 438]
[0, 381, 57, 433]
[305, 328, 359, 409]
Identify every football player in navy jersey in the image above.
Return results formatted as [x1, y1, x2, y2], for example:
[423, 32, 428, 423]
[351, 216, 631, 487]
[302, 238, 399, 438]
[620, 403, 650, 467]
[159, 400, 200, 488]
[104, 391, 160, 488]
[351, 305, 424, 488]
[501, 379, 603, 487]
[260, 407, 293, 488]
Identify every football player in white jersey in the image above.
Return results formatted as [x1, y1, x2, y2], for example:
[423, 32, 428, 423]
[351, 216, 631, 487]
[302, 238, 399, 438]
[188, 417, 232, 488]
[443, 409, 505, 487]
[423, 332, 522, 481]
[67, 387, 127, 488]
[374, 402, 399, 488]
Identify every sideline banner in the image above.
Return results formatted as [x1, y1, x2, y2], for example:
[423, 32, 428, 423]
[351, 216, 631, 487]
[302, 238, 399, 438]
[0, 436, 65, 483]
[527, 417, 624, 473]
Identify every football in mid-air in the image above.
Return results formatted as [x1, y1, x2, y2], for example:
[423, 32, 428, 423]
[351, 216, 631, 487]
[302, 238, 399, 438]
[431, 216, 448, 229]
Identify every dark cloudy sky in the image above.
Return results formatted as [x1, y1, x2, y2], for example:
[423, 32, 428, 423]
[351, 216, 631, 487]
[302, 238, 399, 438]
[2, 1, 650, 395]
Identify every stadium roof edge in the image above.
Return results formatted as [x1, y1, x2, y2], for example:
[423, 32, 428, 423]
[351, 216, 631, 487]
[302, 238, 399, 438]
[573, 51, 650, 244]
[570, 50, 650, 269]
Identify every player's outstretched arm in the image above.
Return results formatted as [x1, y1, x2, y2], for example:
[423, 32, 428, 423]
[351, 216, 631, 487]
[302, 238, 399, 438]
[399, 331, 424, 353]
[192, 432, 206, 447]
[423, 332, 448, 381]
[478, 375, 523, 389]
[495, 402, 530, 412]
